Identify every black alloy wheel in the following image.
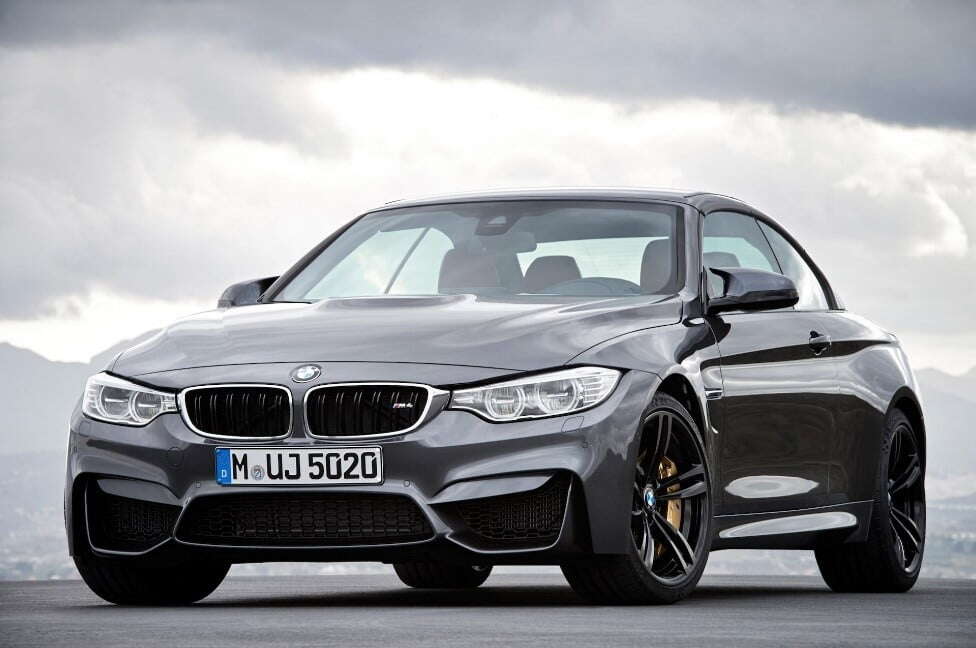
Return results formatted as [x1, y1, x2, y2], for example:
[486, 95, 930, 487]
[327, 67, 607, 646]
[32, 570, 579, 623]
[886, 420, 925, 572]
[815, 408, 925, 592]
[561, 393, 712, 604]
[631, 408, 710, 583]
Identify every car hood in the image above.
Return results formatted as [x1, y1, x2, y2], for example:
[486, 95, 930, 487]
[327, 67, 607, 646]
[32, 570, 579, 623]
[113, 294, 682, 376]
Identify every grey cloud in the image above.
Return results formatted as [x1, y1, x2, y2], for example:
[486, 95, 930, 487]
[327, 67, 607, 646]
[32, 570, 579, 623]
[0, 1, 973, 349]
[0, 42, 346, 319]
[2, 0, 975, 129]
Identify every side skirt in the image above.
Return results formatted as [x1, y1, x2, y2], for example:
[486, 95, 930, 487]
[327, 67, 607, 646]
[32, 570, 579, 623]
[710, 501, 873, 550]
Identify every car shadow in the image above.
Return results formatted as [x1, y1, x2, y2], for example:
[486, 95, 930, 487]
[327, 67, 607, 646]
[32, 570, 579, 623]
[191, 582, 834, 609]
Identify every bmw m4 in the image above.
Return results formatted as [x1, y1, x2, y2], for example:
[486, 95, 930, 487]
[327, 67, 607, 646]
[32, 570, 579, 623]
[67, 188, 926, 604]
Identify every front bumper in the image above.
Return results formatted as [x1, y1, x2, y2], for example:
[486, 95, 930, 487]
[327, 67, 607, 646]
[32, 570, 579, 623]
[66, 366, 658, 564]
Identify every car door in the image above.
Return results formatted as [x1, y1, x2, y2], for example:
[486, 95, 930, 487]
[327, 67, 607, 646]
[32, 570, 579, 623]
[703, 211, 837, 515]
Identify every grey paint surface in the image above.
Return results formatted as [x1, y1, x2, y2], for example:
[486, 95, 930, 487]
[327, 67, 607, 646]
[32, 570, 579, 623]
[67, 189, 924, 571]
[113, 295, 683, 376]
[66, 368, 659, 557]
[2, 575, 974, 647]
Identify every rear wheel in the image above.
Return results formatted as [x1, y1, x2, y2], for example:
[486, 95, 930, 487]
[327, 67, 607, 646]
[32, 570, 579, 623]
[74, 553, 230, 605]
[815, 408, 925, 592]
[562, 394, 712, 605]
[393, 561, 492, 589]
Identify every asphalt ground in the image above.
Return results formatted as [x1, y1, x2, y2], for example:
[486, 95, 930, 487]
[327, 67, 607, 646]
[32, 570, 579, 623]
[1, 573, 974, 647]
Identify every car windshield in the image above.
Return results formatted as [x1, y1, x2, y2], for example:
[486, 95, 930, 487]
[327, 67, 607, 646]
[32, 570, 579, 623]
[273, 200, 680, 301]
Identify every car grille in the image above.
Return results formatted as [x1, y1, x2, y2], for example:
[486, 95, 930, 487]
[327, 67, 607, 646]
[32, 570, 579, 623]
[305, 384, 429, 438]
[182, 385, 291, 439]
[455, 473, 570, 547]
[86, 483, 180, 552]
[176, 493, 434, 546]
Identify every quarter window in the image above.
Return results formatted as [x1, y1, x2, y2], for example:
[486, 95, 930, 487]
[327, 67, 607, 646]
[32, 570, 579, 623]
[702, 212, 781, 297]
[758, 222, 830, 311]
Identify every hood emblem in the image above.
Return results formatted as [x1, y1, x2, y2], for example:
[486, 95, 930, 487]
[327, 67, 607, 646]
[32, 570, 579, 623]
[291, 364, 321, 383]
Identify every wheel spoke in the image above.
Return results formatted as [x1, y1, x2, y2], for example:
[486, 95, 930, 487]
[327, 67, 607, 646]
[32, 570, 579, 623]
[889, 454, 920, 494]
[890, 520, 907, 565]
[632, 484, 644, 516]
[652, 510, 694, 573]
[657, 481, 707, 501]
[635, 462, 647, 482]
[889, 428, 903, 474]
[890, 507, 921, 551]
[640, 515, 655, 569]
[658, 464, 704, 491]
[648, 414, 672, 472]
[637, 514, 648, 554]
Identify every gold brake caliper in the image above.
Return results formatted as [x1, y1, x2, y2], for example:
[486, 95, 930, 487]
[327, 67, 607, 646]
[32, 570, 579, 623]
[656, 457, 682, 555]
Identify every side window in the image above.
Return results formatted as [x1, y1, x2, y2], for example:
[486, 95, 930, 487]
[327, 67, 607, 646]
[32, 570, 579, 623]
[758, 222, 830, 311]
[702, 212, 781, 297]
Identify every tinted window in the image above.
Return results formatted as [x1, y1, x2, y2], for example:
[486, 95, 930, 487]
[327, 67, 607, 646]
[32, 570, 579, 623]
[702, 211, 781, 297]
[301, 228, 423, 299]
[758, 222, 830, 311]
[517, 237, 663, 287]
[275, 201, 680, 301]
[388, 228, 454, 294]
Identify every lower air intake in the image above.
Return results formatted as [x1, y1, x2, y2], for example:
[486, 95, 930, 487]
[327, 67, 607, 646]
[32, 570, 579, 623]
[455, 473, 571, 547]
[176, 492, 434, 546]
[86, 483, 179, 553]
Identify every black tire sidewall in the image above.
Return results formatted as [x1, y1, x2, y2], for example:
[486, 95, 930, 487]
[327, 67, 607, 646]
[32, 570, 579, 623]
[875, 409, 925, 587]
[74, 551, 230, 605]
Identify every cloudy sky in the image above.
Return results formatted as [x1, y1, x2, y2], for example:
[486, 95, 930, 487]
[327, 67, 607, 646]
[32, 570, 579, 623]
[1, 1, 974, 372]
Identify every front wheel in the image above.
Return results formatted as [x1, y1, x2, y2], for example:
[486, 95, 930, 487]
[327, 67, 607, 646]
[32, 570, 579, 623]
[815, 408, 925, 592]
[562, 394, 712, 605]
[74, 553, 230, 605]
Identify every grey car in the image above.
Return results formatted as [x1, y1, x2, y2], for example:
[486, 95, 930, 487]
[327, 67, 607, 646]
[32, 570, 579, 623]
[67, 188, 926, 605]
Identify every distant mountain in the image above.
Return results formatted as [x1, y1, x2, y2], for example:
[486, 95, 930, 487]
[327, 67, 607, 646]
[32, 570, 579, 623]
[915, 368, 976, 483]
[88, 330, 160, 371]
[916, 367, 976, 408]
[0, 331, 157, 456]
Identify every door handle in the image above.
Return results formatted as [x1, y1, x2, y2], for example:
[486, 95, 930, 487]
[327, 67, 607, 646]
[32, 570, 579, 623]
[809, 331, 831, 356]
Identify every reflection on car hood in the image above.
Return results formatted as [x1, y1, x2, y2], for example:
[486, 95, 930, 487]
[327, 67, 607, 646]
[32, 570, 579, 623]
[113, 294, 682, 376]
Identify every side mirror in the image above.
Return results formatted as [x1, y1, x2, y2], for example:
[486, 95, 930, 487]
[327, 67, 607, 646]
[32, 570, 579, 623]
[706, 267, 798, 315]
[217, 276, 279, 308]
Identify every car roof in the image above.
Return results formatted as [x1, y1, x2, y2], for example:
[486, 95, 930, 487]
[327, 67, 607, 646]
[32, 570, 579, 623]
[369, 187, 757, 214]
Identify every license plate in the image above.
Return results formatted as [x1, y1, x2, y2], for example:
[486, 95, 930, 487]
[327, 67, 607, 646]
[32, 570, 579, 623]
[215, 447, 383, 486]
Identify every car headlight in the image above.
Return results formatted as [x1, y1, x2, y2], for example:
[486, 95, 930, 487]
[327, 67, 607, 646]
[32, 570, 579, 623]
[82, 372, 177, 426]
[449, 367, 621, 422]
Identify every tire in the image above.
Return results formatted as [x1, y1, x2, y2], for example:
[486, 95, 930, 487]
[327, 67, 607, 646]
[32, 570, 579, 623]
[74, 553, 230, 605]
[393, 561, 492, 589]
[815, 408, 925, 593]
[561, 393, 712, 605]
